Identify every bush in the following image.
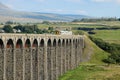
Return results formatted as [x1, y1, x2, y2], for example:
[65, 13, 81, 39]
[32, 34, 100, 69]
[3, 25, 13, 33]
[89, 36, 120, 64]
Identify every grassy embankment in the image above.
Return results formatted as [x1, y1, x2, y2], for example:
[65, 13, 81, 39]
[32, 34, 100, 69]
[59, 35, 120, 80]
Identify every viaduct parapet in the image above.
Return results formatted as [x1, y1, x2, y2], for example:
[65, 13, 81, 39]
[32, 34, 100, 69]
[0, 33, 84, 80]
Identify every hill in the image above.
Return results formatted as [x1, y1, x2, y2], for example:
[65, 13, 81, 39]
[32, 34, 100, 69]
[0, 2, 89, 23]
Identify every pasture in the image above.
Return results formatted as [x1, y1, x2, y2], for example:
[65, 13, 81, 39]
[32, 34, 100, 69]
[91, 30, 120, 44]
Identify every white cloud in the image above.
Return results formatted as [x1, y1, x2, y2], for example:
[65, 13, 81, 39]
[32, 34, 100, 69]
[91, 0, 112, 2]
[117, 0, 120, 3]
[76, 10, 87, 15]
[36, 0, 45, 2]
[42, 9, 87, 15]
[65, 0, 84, 3]
[92, 0, 120, 3]
[5, 4, 14, 8]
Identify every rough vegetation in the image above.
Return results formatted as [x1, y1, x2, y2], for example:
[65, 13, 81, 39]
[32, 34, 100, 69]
[89, 36, 120, 64]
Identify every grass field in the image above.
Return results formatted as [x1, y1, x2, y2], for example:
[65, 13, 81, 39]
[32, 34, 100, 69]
[59, 64, 120, 80]
[91, 30, 120, 44]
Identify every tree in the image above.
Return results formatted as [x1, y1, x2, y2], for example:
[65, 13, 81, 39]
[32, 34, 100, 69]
[13, 24, 24, 31]
[118, 18, 120, 21]
[42, 21, 51, 24]
[3, 25, 13, 33]
[5, 21, 13, 24]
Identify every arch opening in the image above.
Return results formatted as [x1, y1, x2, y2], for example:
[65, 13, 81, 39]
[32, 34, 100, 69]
[16, 39, 23, 48]
[73, 39, 76, 44]
[58, 39, 61, 47]
[62, 39, 65, 46]
[47, 39, 52, 79]
[25, 39, 31, 48]
[32, 39, 38, 48]
[0, 39, 4, 49]
[47, 39, 51, 47]
[53, 39, 56, 47]
[40, 39, 44, 47]
[6, 39, 14, 48]
[66, 39, 69, 46]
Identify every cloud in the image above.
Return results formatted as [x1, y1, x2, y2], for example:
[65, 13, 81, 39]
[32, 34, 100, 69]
[65, 0, 84, 3]
[5, 4, 14, 8]
[91, 0, 112, 2]
[117, 0, 120, 3]
[36, 0, 45, 2]
[75, 10, 88, 15]
[42, 9, 87, 15]
[92, 0, 120, 3]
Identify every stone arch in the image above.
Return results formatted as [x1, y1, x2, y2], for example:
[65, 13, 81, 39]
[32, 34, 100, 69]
[66, 39, 69, 44]
[32, 39, 38, 48]
[25, 39, 31, 48]
[69, 39, 72, 44]
[61, 39, 66, 73]
[73, 39, 76, 68]
[24, 38, 31, 80]
[39, 39, 45, 80]
[40, 39, 44, 47]
[15, 39, 23, 80]
[47, 39, 52, 47]
[73, 39, 76, 44]
[66, 39, 69, 71]
[53, 39, 57, 47]
[32, 39, 38, 80]
[0, 39, 4, 79]
[6, 39, 14, 48]
[76, 39, 78, 44]
[57, 39, 62, 76]
[58, 39, 61, 47]
[47, 39, 52, 80]
[62, 39, 65, 46]
[16, 39, 23, 48]
[52, 39, 57, 80]
[69, 39, 72, 70]
[6, 39, 14, 80]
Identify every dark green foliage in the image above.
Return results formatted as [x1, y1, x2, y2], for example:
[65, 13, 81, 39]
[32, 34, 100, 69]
[42, 21, 51, 24]
[118, 18, 120, 21]
[5, 21, 14, 24]
[72, 17, 119, 22]
[89, 36, 120, 64]
[48, 27, 53, 31]
[13, 24, 49, 34]
[14, 24, 24, 31]
[72, 19, 80, 22]
[88, 31, 96, 34]
[3, 25, 13, 33]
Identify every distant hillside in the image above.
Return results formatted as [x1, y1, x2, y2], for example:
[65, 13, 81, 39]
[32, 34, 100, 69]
[0, 2, 89, 23]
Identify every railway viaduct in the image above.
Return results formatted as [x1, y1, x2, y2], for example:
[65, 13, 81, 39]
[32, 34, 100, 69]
[0, 33, 84, 80]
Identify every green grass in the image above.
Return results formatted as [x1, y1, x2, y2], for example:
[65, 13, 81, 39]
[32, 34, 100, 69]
[59, 36, 120, 80]
[59, 36, 110, 80]
[91, 30, 120, 44]
[59, 65, 110, 80]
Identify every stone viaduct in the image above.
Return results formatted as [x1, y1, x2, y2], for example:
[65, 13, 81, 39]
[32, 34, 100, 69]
[0, 33, 84, 80]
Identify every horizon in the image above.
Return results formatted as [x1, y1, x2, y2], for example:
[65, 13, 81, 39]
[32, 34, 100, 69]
[0, 0, 120, 18]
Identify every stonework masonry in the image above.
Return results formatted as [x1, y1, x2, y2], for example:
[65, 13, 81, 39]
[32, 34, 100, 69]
[0, 33, 84, 80]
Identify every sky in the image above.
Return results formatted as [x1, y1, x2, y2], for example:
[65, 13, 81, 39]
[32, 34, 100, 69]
[0, 0, 120, 17]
